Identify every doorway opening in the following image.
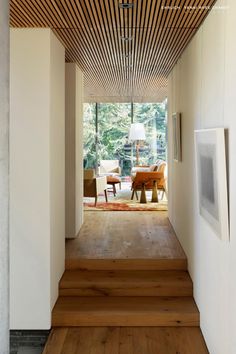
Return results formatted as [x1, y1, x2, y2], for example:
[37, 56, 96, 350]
[83, 101, 168, 211]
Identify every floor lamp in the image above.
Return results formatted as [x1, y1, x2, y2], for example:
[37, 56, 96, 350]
[129, 123, 146, 166]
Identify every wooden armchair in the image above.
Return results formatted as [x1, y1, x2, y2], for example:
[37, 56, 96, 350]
[131, 171, 163, 203]
[131, 160, 167, 199]
[84, 169, 108, 206]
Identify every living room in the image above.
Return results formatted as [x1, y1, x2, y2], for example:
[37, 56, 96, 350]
[83, 101, 168, 211]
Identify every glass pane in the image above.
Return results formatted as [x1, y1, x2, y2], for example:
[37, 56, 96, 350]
[97, 103, 131, 176]
[133, 102, 167, 165]
[83, 103, 96, 169]
[83, 101, 167, 176]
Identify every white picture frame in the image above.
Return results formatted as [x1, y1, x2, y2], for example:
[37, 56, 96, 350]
[172, 113, 182, 162]
[194, 128, 229, 241]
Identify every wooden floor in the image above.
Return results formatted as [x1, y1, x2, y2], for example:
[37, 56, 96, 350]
[43, 327, 209, 354]
[47, 211, 209, 353]
[66, 211, 186, 270]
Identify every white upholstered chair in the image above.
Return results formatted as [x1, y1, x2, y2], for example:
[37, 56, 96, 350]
[98, 160, 121, 177]
[84, 169, 108, 206]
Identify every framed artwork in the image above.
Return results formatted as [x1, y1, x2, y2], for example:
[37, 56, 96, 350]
[194, 128, 229, 241]
[172, 113, 182, 162]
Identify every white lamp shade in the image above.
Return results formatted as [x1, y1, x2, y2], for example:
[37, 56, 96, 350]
[129, 123, 146, 141]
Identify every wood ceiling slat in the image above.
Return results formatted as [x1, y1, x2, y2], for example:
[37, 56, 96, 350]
[50, 0, 69, 28]
[132, 1, 146, 95]
[134, 1, 167, 95]
[132, 1, 160, 95]
[135, 2, 151, 88]
[143, 2, 204, 85]
[105, 3, 123, 91]
[10, 9, 26, 27]
[159, 0, 216, 77]
[10, 0, 217, 102]
[93, 1, 121, 89]
[162, 16, 209, 75]
[10, 0, 35, 27]
[135, 1, 169, 93]
[18, 0, 45, 27]
[76, 1, 116, 92]
[31, 0, 61, 28]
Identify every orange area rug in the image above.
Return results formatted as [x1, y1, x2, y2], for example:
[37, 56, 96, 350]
[84, 188, 168, 211]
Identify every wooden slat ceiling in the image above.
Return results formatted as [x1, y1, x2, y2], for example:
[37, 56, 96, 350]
[10, 0, 216, 103]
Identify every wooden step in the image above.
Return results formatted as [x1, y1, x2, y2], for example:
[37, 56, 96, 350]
[65, 258, 187, 271]
[52, 296, 199, 327]
[43, 327, 209, 354]
[59, 270, 193, 297]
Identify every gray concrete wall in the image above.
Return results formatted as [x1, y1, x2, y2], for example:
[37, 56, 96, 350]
[0, 0, 9, 352]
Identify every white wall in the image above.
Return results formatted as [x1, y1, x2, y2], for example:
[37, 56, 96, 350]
[10, 28, 65, 329]
[168, 1, 236, 353]
[75, 66, 84, 234]
[50, 31, 65, 309]
[65, 63, 84, 238]
[0, 0, 9, 351]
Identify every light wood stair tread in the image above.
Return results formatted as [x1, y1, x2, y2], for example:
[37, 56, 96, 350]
[59, 270, 193, 297]
[52, 296, 199, 327]
[66, 258, 187, 271]
[60, 270, 191, 286]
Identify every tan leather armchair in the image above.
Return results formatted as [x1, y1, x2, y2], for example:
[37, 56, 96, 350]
[131, 160, 167, 199]
[84, 169, 108, 206]
[131, 171, 163, 203]
[98, 160, 121, 176]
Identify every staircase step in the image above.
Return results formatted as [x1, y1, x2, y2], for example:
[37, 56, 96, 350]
[59, 270, 193, 297]
[52, 296, 199, 327]
[65, 258, 187, 271]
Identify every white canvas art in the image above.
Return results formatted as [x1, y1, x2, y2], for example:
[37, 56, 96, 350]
[195, 128, 229, 241]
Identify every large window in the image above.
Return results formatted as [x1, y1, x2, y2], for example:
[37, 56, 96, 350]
[83, 102, 167, 176]
[83, 103, 96, 169]
[133, 103, 167, 165]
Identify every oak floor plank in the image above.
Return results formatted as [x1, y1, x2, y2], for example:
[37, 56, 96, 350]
[42, 328, 68, 354]
[60, 328, 80, 354]
[44, 327, 209, 354]
[73, 327, 93, 354]
[89, 327, 120, 354]
[104, 327, 120, 354]
[119, 327, 134, 354]
[145, 327, 174, 354]
[90, 327, 108, 354]
[172, 327, 210, 354]
[132, 327, 148, 354]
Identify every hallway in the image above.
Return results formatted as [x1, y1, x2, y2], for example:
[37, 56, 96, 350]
[2, 1, 235, 353]
[44, 211, 209, 353]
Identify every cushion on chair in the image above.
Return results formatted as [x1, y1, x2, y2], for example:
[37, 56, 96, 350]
[132, 171, 163, 190]
[107, 176, 121, 183]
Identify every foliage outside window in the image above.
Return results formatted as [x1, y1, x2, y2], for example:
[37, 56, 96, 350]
[83, 102, 167, 176]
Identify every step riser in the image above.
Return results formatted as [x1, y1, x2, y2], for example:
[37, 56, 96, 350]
[52, 314, 199, 327]
[66, 259, 187, 271]
[59, 287, 193, 297]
